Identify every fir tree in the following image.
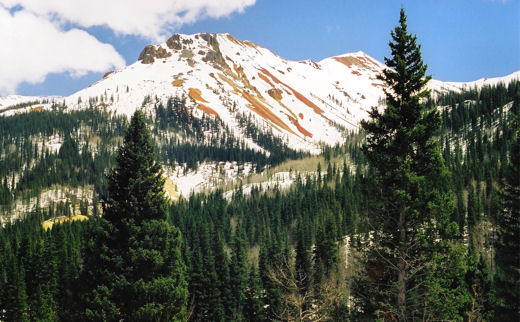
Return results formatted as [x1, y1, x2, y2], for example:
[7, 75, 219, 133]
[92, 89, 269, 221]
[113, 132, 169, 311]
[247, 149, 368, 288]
[360, 8, 466, 320]
[244, 266, 265, 322]
[313, 214, 339, 286]
[230, 227, 249, 320]
[5, 260, 29, 321]
[83, 110, 188, 321]
[494, 104, 520, 320]
[212, 232, 233, 320]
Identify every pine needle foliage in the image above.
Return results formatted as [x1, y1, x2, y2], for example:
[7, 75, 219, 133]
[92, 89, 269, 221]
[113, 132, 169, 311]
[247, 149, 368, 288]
[360, 9, 468, 320]
[83, 110, 188, 321]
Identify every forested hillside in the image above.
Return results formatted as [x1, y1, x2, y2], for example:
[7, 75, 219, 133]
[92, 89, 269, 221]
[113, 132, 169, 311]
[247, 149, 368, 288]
[0, 78, 517, 320]
[0, 95, 307, 220]
[0, 9, 518, 321]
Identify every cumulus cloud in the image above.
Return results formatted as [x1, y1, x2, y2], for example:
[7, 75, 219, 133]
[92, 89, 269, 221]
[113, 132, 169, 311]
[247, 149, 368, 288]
[0, 0, 257, 41]
[0, 1, 256, 94]
[0, 7, 125, 94]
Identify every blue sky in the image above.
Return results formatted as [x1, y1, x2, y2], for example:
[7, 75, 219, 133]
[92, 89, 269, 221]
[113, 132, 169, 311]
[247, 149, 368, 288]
[2, 0, 518, 96]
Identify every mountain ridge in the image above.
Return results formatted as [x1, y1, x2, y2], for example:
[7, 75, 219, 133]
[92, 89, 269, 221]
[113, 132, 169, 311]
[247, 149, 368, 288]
[1, 32, 519, 153]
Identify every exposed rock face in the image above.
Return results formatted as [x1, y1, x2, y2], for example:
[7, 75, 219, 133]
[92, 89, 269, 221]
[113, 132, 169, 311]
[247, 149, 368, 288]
[166, 34, 182, 50]
[267, 88, 283, 101]
[197, 33, 227, 70]
[200, 33, 217, 47]
[139, 45, 156, 63]
[203, 50, 227, 68]
[182, 38, 194, 45]
[139, 45, 172, 64]
[140, 33, 226, 68]
[180, 49, 194, 59]
[166, 34, 194, 50]
[103, 71, 115, 79]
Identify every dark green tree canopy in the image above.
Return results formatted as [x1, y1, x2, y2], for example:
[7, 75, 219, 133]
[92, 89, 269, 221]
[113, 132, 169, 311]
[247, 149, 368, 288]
[382, 9, 431, 106]
[84, 109, 187, 321]
[363, 8, 442, 187]
[494, 105, 520, 320]
[360, 8, 465, 320]
[104, 109, 167, 225]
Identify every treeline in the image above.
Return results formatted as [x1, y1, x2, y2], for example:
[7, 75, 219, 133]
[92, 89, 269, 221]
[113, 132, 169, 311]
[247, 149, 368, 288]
[439, 81, 515, 133]
[0, 109, 127, 212]
[1, 95, 307, 213]
[172, 169, 365, 320]
[0, 110, 365, 320]
[438, 81, 518, 238]
[0, 99, 50, 114]
[153, 96, 307, 171]
[0, 158, 366, 320]
[434, 82, 520, 320]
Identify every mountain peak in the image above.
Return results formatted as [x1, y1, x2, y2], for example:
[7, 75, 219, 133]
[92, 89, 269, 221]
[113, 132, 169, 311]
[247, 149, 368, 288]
[137, 32, 262, 65]
[336, 50, 368, 57]
[80, 32, 389, 152]
[5, 32, 517, 153]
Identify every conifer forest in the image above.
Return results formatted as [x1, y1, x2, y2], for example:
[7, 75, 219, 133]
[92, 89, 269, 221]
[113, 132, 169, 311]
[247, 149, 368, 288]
[0, 9, 518, 321]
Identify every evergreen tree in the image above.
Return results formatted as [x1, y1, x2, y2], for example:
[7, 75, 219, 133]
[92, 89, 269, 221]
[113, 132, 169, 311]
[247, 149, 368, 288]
[230, 227, 249, 320]
[260, 236, 286, 320]
[5, 260, 29, 321]
[313, 214, 339, 286]
[212, 232, 233, 320]
[83, 110, 188, 321]
[494, 106, 520, 320]
[360, 8, 466, 320]
[244, 266, 265, 322]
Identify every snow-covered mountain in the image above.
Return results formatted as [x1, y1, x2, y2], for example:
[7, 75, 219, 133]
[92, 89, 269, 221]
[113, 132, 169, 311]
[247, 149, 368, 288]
[428, 71, 520, 94]
[2, 33, 519, 153]
[63, 33, 388, 152]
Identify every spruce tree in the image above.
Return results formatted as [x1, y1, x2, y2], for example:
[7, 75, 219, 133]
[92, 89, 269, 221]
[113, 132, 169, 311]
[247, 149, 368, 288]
[230, 226, 249, 320]
[313, 214, 339, 286]
[4, 254, 29, 321]
[494, 103, 520, 320]
[212, 232, 233, 320]
[244, 266, 265, 322]
[83, 110, 187, 321]
[361, 8, 466, 320]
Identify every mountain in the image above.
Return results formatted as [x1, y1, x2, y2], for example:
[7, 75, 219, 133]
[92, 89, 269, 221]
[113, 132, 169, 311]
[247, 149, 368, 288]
[0, 32, 519, 211]
[63, 33, 387, 153]
[428, 71, 520, 94]
[4, 33, 516, 153]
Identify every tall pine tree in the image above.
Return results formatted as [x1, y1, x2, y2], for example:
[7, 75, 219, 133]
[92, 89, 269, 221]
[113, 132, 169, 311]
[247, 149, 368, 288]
[83, 110, 188, 321]
[494, 99, 520, 320]
[360, 8, 466, 320]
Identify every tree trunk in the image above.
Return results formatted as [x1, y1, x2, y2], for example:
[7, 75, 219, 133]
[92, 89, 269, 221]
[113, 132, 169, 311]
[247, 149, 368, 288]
[398, 210, 406, 321]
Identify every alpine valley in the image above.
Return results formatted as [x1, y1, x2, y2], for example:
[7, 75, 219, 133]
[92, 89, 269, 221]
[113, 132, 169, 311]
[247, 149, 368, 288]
[1, 33, 518, 218]
[1, 18, 520, 320]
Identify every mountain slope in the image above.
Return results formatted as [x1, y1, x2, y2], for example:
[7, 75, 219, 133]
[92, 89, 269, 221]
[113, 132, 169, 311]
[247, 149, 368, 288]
[1, 32, 519, 219]
[61, 33, 389, 152]
[1, 33, 519, 153]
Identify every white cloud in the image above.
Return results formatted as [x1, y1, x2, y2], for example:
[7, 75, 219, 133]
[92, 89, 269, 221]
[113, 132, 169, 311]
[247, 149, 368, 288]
[0, 1, 256, 94]
[0, 0, 257, 41]
[0, 7, 125, 94]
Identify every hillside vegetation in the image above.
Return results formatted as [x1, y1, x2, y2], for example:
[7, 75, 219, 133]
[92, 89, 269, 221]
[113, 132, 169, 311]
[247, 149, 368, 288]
[0, 10, 518, 321]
